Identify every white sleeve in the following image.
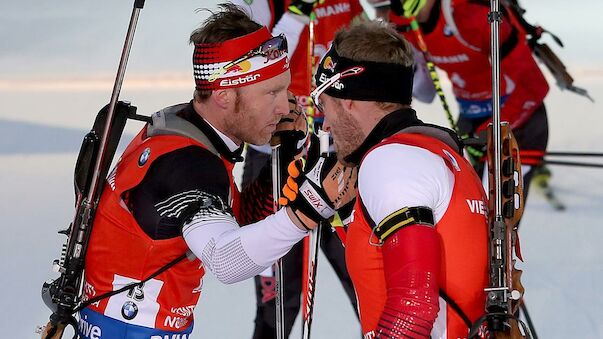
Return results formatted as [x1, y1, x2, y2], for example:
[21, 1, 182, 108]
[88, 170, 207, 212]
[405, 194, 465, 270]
[182, 208, 307, 284]
[411, 47, 437, 104]
[358, 144, 454, 225]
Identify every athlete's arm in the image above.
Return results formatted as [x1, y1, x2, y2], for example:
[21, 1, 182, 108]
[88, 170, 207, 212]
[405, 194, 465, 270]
[359, 144, 454, 337]
[183, 205, 306, 285]
[128, 145, 307, 285]
[454, 3, 532, 130]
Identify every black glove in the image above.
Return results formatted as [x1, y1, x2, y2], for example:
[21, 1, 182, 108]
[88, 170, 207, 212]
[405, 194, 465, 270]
[270, 91, 308, 180]
[271, 91, 308, 155]
[279, 135, 357, 229]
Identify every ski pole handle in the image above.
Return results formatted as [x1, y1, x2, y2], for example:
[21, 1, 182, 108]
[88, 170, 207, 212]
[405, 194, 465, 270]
[318, 129, 330, 156]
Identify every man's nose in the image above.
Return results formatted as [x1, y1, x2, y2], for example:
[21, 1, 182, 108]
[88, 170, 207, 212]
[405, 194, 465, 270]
[276, 91, 289, 117]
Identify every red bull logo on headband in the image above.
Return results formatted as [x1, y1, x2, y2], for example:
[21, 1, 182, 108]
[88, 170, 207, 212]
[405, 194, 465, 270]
[225, 60, 252, 75]
[193, 28, 289, 90]
[323, 56, 336, 71]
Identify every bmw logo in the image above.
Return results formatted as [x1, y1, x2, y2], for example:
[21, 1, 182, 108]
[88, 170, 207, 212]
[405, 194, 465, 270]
[121, 301, 138, 320]
[138, 148, 151, 167]
[443, 25, 454, 37]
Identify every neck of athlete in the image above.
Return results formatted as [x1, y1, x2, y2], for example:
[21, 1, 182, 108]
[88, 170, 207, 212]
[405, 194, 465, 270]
[192, 92, 242, 146]
[354, 101, 406, 136]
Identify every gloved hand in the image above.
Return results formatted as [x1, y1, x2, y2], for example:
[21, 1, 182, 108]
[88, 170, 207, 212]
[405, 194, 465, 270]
[270, 91, 309, 183]
[279, 134, 357, 230]
[288, 0, 323, 17]
[270, 90, 308, 159]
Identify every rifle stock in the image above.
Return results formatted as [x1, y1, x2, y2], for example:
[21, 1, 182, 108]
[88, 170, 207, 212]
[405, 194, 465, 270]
[483, 123, 528, 338]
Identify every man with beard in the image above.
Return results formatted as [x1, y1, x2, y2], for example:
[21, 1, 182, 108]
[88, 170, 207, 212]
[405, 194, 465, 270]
[68, 4, 356, 338]
[281, 21, 491, 338]
[233, 0, 364, 337]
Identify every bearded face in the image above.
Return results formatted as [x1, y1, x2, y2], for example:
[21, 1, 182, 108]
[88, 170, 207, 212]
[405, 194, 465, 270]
[223, 71, 291, 145]
[321, 96, 365, 167]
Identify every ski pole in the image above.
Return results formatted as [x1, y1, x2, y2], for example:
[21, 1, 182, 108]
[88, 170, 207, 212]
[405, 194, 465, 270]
[271, 142, 286, 339]
[542, 160, 603, 169]
[301, 11, 319, 339]
[40, 1, 146, 339]
[409, 19, 456, 133]
[520, 302, 539, 339]
[522, 150, 603, 158]
[301, 223, 321, 339]
[518, 152, 603, 168]
[301, 130, 329, 339]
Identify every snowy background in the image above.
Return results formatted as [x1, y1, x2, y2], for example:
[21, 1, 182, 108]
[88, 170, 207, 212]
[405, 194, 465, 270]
[1, 0, 602, 338]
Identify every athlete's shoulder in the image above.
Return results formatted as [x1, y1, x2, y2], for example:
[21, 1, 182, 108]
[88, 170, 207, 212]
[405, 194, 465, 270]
[364, 141, 445, 164]
[147, 145, 231, 199]
[360, 143, 451, 185]
[359, 143, 454, 224]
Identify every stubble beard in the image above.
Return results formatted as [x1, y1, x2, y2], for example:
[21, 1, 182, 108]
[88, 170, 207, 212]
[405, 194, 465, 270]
[224, 91, 269, 145]
[331, 104, 364, 167]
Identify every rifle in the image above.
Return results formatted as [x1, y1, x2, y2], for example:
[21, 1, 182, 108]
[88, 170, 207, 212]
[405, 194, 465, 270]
[40, 1, 147, 338]
[469, 1, 532, 337]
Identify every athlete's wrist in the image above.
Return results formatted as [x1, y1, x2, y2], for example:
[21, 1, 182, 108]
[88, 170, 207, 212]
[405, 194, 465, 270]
[286, 206, 317, 231]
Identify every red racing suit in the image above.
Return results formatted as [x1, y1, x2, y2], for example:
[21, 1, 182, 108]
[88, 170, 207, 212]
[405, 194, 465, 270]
[393, 0, 549, 130]
[81, 126, 240, 338]
[345, 132, 489, 339]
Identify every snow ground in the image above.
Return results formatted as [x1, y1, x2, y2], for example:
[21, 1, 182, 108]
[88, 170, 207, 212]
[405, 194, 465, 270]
[1, 0, 603, 338]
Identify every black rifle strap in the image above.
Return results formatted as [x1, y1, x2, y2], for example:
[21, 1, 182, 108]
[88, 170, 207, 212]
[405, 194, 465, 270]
[440, 289, 473, 329]
[73, 252, 189, 313]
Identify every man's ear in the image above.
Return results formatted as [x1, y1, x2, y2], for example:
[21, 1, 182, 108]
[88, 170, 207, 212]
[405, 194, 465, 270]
[341, 98, 354, 112]
[345, 99, 366, 120]
[212, 88, 237, 110]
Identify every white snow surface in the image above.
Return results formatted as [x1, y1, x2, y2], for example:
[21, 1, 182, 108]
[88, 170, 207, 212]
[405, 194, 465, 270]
[1, 1, 602, 338]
